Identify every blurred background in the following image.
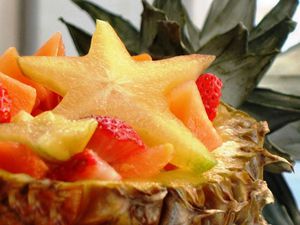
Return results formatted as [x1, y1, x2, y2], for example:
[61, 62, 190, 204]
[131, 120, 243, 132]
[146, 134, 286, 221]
[0, 0, 299, 207]
[0, 0, 299, 55]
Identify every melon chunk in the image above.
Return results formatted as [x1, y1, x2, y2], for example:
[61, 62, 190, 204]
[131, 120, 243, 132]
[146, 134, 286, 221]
[168, 81, 222, 151]
[0, 33, 65, 114]
[112, 144, 174, 179]
[0, 72, 36, 116]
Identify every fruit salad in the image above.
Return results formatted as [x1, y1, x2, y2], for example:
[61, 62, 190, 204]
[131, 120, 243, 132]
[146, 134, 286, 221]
[0, 20, 224, 182]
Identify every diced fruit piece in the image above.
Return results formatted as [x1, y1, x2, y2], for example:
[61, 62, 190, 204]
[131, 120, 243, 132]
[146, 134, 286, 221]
[34, 32, 65, 56]
[49, 149, 120, 181]
[196, 73, 223, 121]
[112, 144, 174, 179]
[0, 83, 12, 123]
[132, 53, 152, 61]
[0, 111, 97, 161]
[0, 72, 36, 116]
[168, 81, 222, 151]
[18, 20, 216, 172]
[0, 141, 48, 178]
[0, 33, 65, 114]
[87, 116, 145, 163]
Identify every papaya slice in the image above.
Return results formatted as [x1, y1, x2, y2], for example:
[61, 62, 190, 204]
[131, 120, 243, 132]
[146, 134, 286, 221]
[0, 33, 65, 114]
[0, 72, 36, 116]
[168, 81, 222, 151]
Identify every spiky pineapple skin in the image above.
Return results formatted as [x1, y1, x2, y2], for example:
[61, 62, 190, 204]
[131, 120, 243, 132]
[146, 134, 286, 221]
[0, 104, 286, 225]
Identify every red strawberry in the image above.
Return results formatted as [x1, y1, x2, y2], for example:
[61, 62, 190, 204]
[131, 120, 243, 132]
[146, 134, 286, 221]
[0, 84, 12, 123]
[87, 116, 146, 163]
[196, 73, 223, 121]
[49, 149, 121, 182]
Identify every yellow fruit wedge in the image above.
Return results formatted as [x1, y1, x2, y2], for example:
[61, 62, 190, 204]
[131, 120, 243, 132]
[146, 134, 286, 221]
[0, 111, 97, 161]
[18, 20, 216, 172]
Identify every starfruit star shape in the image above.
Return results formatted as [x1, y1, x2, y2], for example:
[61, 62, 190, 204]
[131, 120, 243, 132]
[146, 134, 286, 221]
[19, 20, 216, 172]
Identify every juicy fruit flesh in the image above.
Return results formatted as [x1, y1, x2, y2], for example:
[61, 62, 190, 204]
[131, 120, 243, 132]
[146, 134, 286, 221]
[168, 81, 222, 151]
[112, 143, 174, 179]
[0, 33, 65, 114]
[0, 141, 48, 179]
[49, 149, 120, 181]
[196, 73, 223, 121]
[0, 72, 36, 116]
[0, 111, 97, 161]
[87, 115, 145, 163]
[18, 20, 216, 173]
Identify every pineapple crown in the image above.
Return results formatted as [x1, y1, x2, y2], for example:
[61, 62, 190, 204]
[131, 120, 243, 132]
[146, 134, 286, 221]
[60, 1, 300, 224]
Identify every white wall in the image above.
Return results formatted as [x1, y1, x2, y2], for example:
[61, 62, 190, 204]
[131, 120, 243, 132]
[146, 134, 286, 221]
[0, 0, 21, 53]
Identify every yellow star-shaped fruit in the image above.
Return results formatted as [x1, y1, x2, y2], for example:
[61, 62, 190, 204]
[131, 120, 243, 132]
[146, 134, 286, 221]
[19, 20, 216, 172]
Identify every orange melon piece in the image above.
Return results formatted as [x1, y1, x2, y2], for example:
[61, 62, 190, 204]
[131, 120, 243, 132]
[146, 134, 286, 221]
[168, 81, 222, 151]
[132, 53, 152, 61]
[0, 33, 65, 114]
[0, 72, 36, 116]
[112, 144, 174, 179]
[35, 32, 65, 56]
[0, 141, 48, 179]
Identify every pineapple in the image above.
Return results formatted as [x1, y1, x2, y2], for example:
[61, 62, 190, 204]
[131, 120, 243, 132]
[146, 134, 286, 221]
[0, 103, 288, 224]
[61, 0, 300, 224]
[0, 0, 298, 225]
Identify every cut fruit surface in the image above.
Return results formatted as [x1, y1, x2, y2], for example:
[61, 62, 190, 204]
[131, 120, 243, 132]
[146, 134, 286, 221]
[87, 116, 145, 163]
[0, 33, 65, 114]
[34, 32, 65, 56]
[132, 53, 152, 61]
[112, 144, 174, 179]
[0, 111, 97, 161]
[49, 149, 120, 181]
[168, 81, 222, 151]
[0, 72, 36, 116]
[0, 141, 48, 179]
[18, 20, 216, 172]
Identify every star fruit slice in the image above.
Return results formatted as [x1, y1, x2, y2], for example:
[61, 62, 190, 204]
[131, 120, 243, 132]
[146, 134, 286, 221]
[0, 111, 97, 161]
[19, 20, 217, 172]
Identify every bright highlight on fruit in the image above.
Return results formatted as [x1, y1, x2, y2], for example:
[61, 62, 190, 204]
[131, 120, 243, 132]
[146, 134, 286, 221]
[18, 20, 217, 173]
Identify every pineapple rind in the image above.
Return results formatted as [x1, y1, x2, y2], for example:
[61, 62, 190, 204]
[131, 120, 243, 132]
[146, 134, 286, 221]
[0, 104, 288, 225]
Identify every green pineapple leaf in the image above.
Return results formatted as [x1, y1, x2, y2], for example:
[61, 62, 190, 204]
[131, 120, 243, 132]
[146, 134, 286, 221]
[148, 20, 188, 58]
[199, 0, 256, 46]
[59, 17, 91, 55]
[241, 88, 300, 132]
[264, 172, 300, 225]
[140, 0, 166, 52]
[153, 0, 200, 51]
[268, 120, 300, 161]
[250, 0, 298, 40]
[71, 0, 140, 54]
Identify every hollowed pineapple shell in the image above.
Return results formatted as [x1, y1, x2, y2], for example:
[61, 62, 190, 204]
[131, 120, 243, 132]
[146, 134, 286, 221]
[0, 104, 287, 225]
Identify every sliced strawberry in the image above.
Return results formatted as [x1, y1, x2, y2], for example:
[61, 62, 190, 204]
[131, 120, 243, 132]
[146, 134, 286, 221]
[196, 73, 223, 121]
[112, 144, 174, 179]
[49, 149, 121, 182]
[0, 141, 48, 179]
[0, 84, 12, 123]
[87, 116, 145, 163]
